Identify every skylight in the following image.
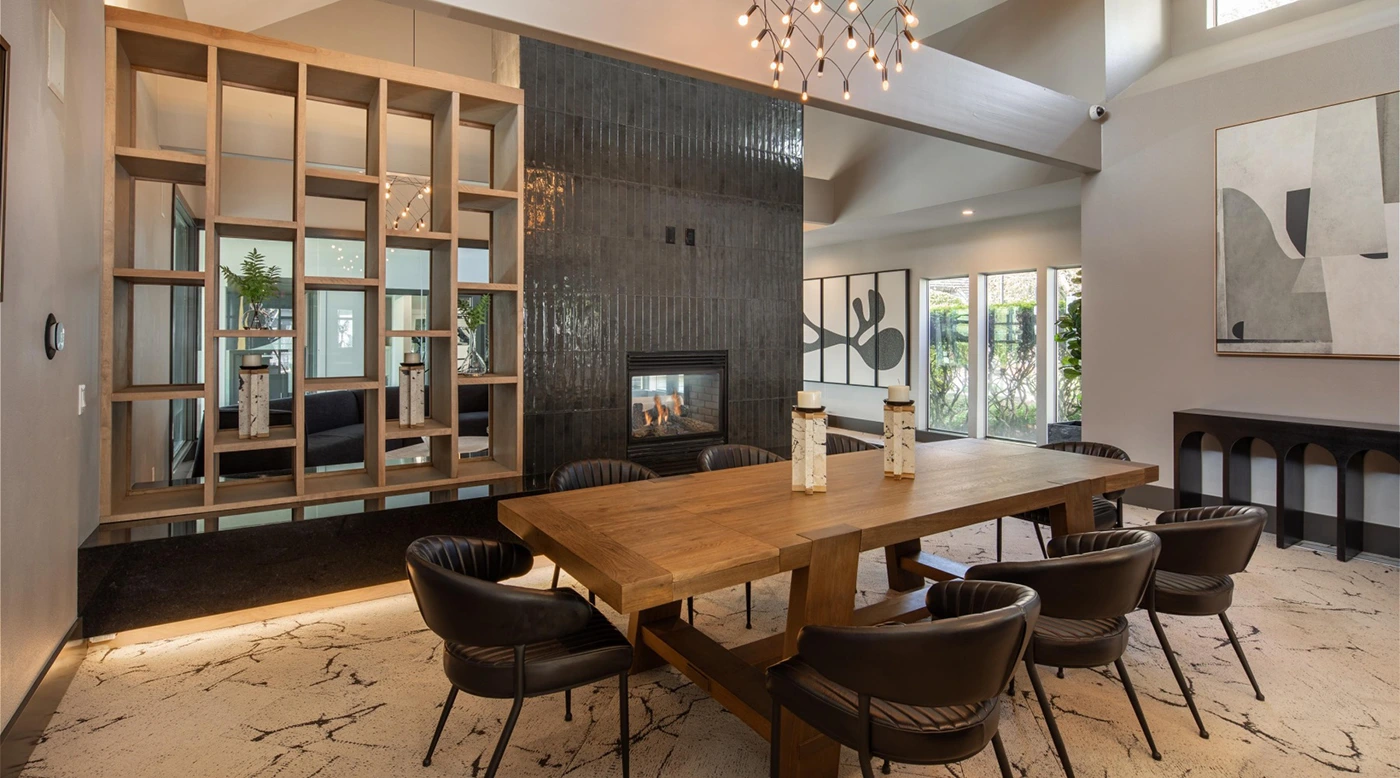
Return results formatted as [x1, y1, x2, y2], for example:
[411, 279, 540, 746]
[1208, 0, 1302, 27]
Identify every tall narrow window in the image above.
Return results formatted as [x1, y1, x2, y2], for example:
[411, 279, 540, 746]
[1209, 0, 1300, 27]
[984, 271, 1038, 442]
[1054, 267, 1082, 423]
[926, 277, 970, 434]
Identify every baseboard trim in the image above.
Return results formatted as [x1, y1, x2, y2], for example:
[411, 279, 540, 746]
[828, 414, 962, 443]
[1126, 485, 1399, 559]
[1, 619, 84, 778]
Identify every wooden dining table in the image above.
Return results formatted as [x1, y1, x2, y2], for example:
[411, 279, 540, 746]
[498, 438, 1158, 777]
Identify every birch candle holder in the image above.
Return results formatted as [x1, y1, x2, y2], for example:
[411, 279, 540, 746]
[883, 385, 915, 479]
[399, 352, 426, 428]
[791, 391, 828, 495]
[237, 354, 270, 439]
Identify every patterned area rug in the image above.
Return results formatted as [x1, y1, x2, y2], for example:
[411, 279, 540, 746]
[20, 506, 1399, 777]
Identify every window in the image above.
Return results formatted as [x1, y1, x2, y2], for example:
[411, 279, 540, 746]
[1054, 268, 1082, 423]
[1208, 0, 1300, 27]
[926, 277, 970, 434]
[984, 271, 1038, 442]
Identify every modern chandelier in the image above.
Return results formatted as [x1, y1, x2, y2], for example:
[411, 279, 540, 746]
[738, 1, 922, 102]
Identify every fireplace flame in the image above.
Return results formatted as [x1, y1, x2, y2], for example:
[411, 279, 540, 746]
[671, 392, 683, 418]
[652, 395, 669, 424]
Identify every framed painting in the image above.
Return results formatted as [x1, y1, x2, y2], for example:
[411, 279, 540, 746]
[802, 269, 909, 386]
[1216, 92, 1399, 358]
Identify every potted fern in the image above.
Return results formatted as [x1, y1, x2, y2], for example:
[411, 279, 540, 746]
[457, 295, 490, 375]
[221, 248, 282, 330]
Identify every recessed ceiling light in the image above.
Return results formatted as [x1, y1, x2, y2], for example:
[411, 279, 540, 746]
[961, 209, 974, 216]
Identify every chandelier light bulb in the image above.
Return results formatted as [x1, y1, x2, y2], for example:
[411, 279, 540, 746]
[846, 26, 857, 48]
[847, 0, 858, 10]
[773, 74, 780, 88]
[882, 70, 890, 90]
[895, 48, 903, 72]
[782, 24, 794, 48]
[770, 56, 779, 70]
[815, 34, 825, 59]
[874, 54, 883, 70]
[809, 0, 822, 12]
[739, 4, 757, 25]
[752, 28, 769, 48]
[817, 58, 825, 75]
[904, 29, 919, 49]
[780, 5, 792, 25]
[868, 32, 876, 58]
[800, 79, 809, 101]
[423, 185, 430, 193]
[842, 78, 850, 100]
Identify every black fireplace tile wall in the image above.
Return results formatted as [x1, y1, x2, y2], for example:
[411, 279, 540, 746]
[521, 40, 804, 477]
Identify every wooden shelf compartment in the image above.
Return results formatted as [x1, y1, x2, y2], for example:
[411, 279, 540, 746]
[457, 282, 518, 293]
[113, 267, 206, 286]
[385, 458, 515, 489]
[213, 329, 297, 338]
[212, 477, 297, 508]
[457, 373, 517, 385]
[305, 227, 368, 242]
[213, 216, 299, 241]
[306, 167, 380, 200]
[212, 426, 297, 453]
[115, 147, 207, 185]
[305, 377, 380, 391]
[384, 419, 453, 440]
[110, 485, 207, 522]
[457, 184, 519, 212]
[114, 28, 209, 79]
[305, 276, 379, 291]
[113, 383, 206, 401]
[303, 469, 378, 498]
[386, 230, 453, 249]
[386, 329, 453, 338]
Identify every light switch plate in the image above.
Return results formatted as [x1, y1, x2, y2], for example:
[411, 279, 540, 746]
[47, 10, 65, 101]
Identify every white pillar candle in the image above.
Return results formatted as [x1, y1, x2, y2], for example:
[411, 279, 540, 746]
[888, 384, 910, 403]
[797, 390, 821, 408]
[241, 353, 263, 368]
[403, 351, 423, 365]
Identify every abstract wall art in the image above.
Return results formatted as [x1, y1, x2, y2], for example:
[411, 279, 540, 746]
[803, 270, 909, 386]
[1216, 92, 1399, 358]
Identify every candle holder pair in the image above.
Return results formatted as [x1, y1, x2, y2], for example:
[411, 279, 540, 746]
[789, 386, 916, 496]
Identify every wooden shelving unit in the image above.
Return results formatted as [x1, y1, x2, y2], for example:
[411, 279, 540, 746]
[99, 7, 526, 523]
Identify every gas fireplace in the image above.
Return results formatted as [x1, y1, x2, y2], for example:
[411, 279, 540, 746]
[626, 351, 727, 473]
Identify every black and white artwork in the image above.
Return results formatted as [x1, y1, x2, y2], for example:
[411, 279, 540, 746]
[1216, 92, 1399, 358]
[802, 270, 909, 386]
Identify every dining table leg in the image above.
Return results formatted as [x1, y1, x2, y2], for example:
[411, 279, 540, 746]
[1048, 481, 1097, 538]
[626, 600, 683, 673]
[883, 539, 925, 592]
[780, 524, 862, 778]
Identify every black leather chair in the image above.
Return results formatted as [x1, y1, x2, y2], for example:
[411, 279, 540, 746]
[1141, 505, 1268, 740]
[697, 444, 785, 629]
[698, 443, 784, 471]
[767, 580, 1040, 778]
[406, 536, 633, 778]
[996, 441, 1131, 561]
[548, 459, 659, 608]
[826, 432, 882, 454]
[967, 529, 1163, 778]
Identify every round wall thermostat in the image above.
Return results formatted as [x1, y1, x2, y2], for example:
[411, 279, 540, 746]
[45, 314, 65, 359]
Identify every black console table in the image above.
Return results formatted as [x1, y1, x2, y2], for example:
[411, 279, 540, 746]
[1174, 409, 1400, 561]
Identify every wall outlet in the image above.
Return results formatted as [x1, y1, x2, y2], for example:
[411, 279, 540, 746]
[685, 228, 696, 246]
[78, 384, 86, 415]
[665, 226, 676, 244]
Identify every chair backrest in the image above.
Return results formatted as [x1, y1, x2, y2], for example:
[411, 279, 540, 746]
[1146, 505, 1266, 577]
[1040, 441, 1131, 499]
[549, 458, 659, 492]
[795, 580, 1039, 708]
[826, 433, 882, 455]
[967, 529, 1161, 621]
[697, 444, 784, 471]
[405, 536, 589, 647]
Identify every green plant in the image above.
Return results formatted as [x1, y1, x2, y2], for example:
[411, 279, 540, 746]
[1054, 270, 1082, 383]
[458, 295, 491, 331]
[220, 248, 282, 305]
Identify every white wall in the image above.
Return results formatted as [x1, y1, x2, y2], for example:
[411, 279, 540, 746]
[804, 207, 1083, 430]
[0, 0, 105, 725]
[1083, 24, 1400, 524]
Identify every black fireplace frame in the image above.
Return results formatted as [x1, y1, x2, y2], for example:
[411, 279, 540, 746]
[626, 350, 728, 475]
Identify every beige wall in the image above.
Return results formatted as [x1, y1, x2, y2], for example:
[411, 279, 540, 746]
[0, 0, 105, 724]
[1082, 24, 1400, 522]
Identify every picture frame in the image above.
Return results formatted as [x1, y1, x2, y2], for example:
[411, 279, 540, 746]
[802, 269, 910, 387]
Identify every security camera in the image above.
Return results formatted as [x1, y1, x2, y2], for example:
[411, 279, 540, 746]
[1088, 105, 1108, 122]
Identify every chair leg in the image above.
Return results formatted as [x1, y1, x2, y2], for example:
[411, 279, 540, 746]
[1025, 658, 1074, 778]
[485, 647, 527, 778]
[859, 756, 877, 778]
[1115, 497, 1124, 528]
[881, 757, 891, 774]
[1033, 522, 1048, 559]
[1057, 667, 1065, 679]
[619, 672, 630, 778]
[991, 732, 1014, 778]
[1114, 658, 1161, 760]
[770, 696, 781, 778]
[687, 597, 695, 625]
[996, 517, 1004, 562]
[1147, 606, 1208, 739]
[422, 686, 458, 767]
[1220, 612, 1265, 701]
[589, 591, 596, 605]
[745, 582, 753, 629]
[551, 564, 561, 588]
[564, 688, 572, 722]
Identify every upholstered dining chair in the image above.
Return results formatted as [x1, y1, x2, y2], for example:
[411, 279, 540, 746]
[548, 458, 659, 606]
[826, 432, 883, 454]
[697, 444, 785, 629]
[405, 536, 633, 778]
[767, 580, 1041, 778]
[1141, 505, 1268, 740]
[967, 529, 1163, 778]
[996, 441, 1131, 561]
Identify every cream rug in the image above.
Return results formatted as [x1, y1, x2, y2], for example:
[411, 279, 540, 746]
[19, 506, 1399, 777]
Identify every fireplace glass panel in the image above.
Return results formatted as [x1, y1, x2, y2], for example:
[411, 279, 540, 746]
[629, 371, 723, 440]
